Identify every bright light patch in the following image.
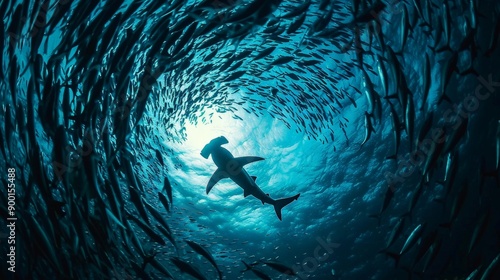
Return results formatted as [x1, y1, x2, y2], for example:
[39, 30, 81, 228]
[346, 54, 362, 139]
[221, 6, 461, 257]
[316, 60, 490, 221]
[183, 112, 247, 154]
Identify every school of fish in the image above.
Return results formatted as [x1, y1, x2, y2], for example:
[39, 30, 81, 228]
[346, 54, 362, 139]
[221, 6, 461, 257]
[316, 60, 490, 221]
[0, 0, 500, 279]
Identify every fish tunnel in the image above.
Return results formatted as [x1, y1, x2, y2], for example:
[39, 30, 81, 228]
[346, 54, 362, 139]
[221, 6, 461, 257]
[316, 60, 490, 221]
[1, 0, 500, 279]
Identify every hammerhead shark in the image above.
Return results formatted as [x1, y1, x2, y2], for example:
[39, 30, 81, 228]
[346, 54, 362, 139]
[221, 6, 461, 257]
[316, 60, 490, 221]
[201, 136, 300, 220]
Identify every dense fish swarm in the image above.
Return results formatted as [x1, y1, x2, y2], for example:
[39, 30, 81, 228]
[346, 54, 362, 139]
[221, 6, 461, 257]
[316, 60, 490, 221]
[1, 0, 500, 279]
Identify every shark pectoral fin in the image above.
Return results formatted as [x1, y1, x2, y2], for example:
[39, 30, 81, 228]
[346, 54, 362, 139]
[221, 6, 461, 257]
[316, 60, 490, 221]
[206, 168, 228, 194]
[251, 176, 257, 182]
[243, 189, 250, 197]
[234, 156, 265, 167]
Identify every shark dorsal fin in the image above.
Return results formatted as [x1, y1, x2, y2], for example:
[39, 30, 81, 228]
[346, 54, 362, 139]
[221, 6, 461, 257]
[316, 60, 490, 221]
[251, 176, 257, 181]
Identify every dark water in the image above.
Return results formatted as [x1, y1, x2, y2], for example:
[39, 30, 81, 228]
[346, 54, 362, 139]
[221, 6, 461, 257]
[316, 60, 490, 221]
[1, 0, 500, 279]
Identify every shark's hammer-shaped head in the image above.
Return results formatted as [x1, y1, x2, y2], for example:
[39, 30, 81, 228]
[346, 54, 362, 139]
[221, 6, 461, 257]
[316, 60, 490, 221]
[200, 136, 229, 159]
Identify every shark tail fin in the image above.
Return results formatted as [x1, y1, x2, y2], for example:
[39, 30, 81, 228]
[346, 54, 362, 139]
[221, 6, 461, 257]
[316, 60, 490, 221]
[273, 194, 300, 221]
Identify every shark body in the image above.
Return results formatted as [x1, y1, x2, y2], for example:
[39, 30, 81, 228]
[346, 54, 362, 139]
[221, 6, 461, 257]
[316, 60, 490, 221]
[201, 136, 300, 220]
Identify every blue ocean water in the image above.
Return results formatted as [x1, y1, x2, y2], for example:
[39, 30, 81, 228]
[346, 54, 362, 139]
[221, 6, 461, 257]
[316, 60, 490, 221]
[1, 0, 500, 279]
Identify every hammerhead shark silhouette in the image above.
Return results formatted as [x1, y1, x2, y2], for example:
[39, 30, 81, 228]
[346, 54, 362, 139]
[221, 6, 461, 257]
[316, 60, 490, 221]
[201, 136, 300, 220]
